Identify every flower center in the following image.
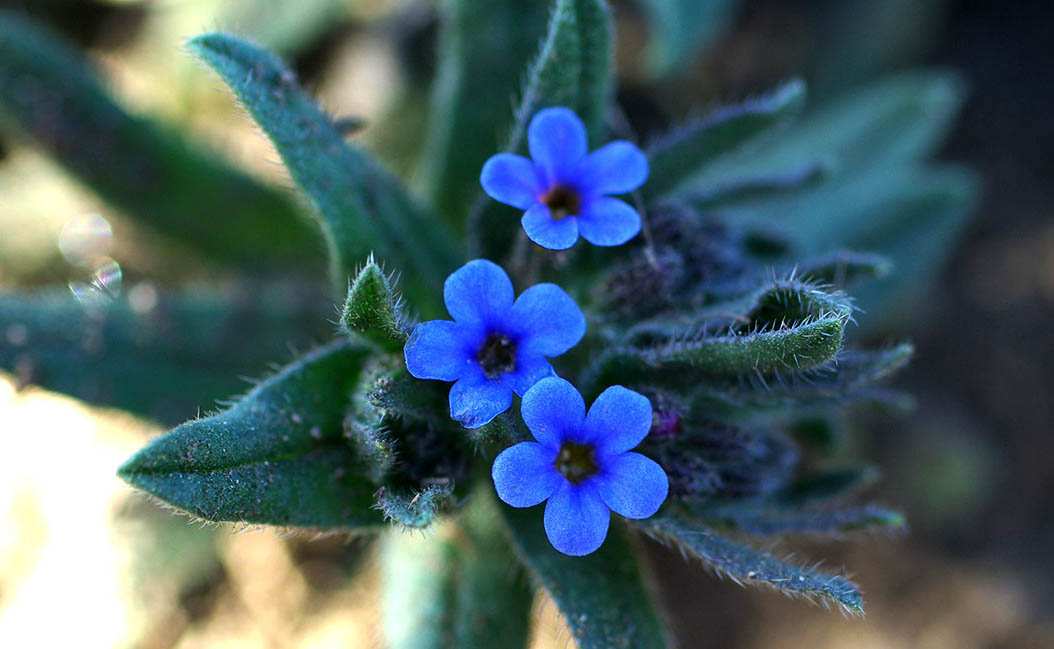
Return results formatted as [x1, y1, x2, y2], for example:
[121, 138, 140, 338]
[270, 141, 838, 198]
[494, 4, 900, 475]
[541, 184, 581, 221]
[476, 333, 517, 379]
[554, 441, 598, 484]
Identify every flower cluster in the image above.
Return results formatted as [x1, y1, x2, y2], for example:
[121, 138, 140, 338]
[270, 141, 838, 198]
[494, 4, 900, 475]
[406, 107, 666, 556]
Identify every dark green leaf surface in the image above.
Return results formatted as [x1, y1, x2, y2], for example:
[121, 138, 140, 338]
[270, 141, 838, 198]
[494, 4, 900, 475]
[645, 514, 864, 612]
[637, 0, 741, 77]
[383, 494, 533, 649]
[0, 287, 329, 424]
[644, 79, 806, 199]
[0, 12, 318, 267]
[417, 0, 550, 225]
[118, 340, 383, 528]
[501, 507, 670, 649]
[705, 504, 905, 536]
[692, 70, 967, 186]
[188, 33, 460, 308]
[471, 0, 614, 260]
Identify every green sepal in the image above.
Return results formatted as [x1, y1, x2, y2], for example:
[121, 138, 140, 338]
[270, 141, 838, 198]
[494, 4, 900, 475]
[500, 507, 671, 649]
[340, 256, 409, 352]
[187, 33, 460, 308]
[644, 79, 807, 199]
[375, 482, 455, 529]
[0, 287, 330, 425]
[117, 340, 383, 528]
[344, 416, 396, 485]
[643, 514, 864, 613]
[0, 12, 317, 267]
[471, 0, 614, 260]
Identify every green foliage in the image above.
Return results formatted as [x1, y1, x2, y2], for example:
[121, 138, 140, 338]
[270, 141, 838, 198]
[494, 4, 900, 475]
[382, 494, 533, 649]
[187, 33, 461, 308]
[418, 0, 551, 225]
[0, 287, 329, 424]
[644, 79, 807, 199]
[502, 507, 670, 649]
[0, 11, 318, 267]
[118, 340, 383, 528]
[0, 1, 979, 644]
[636, 0, 741, 76]
[645, 514, 864, 612]
[471, 0, 614, 260]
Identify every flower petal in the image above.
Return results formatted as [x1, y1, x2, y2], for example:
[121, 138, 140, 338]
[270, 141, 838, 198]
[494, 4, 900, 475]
[480, 153, 543, 209]
[503, 354, 555, 396]
[543, 481, 610, 556]
[492, 442, 562, 508]
[577, 197, 642, 247]
[449, 370, 513, 428]
[575, 141, 649, 195]
[528, 107, 588, 183]
[444, 259, 514, 326]
[522, 203, 579, 250]
[520, 377, 585, 449]
[404, 320, 473, 381]
[509, 283, 586, 357]
[594, 452, 668, 519]
[586, 385, 653, 455]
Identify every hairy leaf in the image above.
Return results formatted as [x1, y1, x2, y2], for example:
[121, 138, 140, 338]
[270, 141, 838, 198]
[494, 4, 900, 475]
[382, 494, 533, 649]
[501, 507, 670, 649]
[375, 483, 455, 529]
[637, 0, 741, 77]
[645, 79, 806, 199]
[644, 514, 864, 612]
[117, 340, 382, 528]
[0, 287, 329, 424]
[703, 504, 905, 536]
[694, 69, 967, 185]
[188, 33, 460, 308]
[0, 12, 317, 267]
[471, 0, 614, 259]
[418, 0, 550, 225]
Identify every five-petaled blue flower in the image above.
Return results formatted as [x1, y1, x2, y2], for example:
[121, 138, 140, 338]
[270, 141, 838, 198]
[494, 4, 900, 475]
[480, 107, 649, 251]
[404, 260, 586, 429]
[491, 377, 669, 556]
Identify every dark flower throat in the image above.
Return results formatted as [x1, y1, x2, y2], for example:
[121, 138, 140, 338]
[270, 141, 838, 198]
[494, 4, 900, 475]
[477, 333, 517, 379]
[541, 185, 581, 221]
[555, 441, 598, 484]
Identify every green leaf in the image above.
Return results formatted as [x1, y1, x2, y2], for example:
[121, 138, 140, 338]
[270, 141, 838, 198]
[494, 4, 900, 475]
[500, 507, 670, 649]
[417, 0, 551, 226]
[117, 340, 383, 528]
[187, 33, 460, 308]
[644, 514, 864, 612]
[0, 287, 330, 424]
[340, 256, 409, 352]
[644, 79, 806, 199]
[375, 483, 456, 530]
[637, 0, 741, 77]
[720, 165, 978, 329]
[0, 12, 318, 267]
[382, 493, 533, 649]
[797, 251, 893, 288]
[703, 504, 905, 537]
[693, 70, 967, 186]
[471, 0, 614, 259]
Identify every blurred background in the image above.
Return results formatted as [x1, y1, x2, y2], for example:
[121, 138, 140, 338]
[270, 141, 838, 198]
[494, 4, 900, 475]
[0, 0, 1051, 647]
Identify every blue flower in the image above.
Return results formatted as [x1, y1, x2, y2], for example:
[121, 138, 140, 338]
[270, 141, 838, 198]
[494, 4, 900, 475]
[492, 377, 669, 556]
[480, 107, 649, 251]
[404, 260, 586, 429]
